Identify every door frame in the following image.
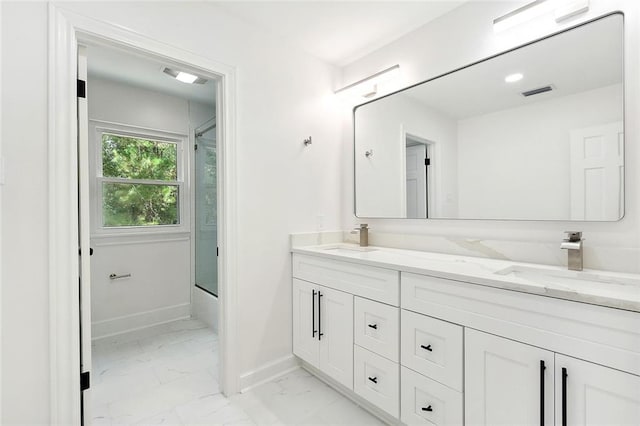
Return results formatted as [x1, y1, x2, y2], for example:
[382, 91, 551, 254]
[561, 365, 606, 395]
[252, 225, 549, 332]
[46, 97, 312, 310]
[48, 5, 239, 424]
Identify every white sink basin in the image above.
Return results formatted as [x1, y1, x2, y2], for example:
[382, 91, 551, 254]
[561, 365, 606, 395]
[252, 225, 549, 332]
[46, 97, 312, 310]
[322, 244, 379, 253]
[494, 265, 640, 289]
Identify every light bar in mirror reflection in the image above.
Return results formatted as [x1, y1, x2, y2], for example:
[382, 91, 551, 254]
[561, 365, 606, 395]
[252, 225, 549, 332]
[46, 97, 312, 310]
[354, 13, 623, 221]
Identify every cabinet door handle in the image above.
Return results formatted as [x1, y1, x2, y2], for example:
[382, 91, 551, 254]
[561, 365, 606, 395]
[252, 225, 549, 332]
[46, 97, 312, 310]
[318, 291, 324, 341]
[368, 376, 377, 384]
[368, 324, 378, 329]
[312, 290, 317, 338]
[562, 367, 568, 426]
[421, 344, 433, 352]
[421, 405, 433, 412]
[540, 360, 546, 426]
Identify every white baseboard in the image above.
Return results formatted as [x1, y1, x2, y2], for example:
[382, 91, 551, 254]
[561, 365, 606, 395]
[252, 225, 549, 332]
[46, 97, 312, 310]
[91, 303, 191, 340]
[239, 354, 300, 393]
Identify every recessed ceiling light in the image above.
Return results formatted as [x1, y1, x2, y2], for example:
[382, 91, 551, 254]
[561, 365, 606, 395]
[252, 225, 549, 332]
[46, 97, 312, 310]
[162, 67, 207, 84]
[505, 73, 524, 83]
[176, 71, 198, 84]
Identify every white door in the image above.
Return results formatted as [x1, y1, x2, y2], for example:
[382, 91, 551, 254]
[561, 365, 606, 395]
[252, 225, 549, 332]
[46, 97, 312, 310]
[570, 122, 624, 220]
[77, 45, 93, 423]
[292, 279, 320, 368]
[555, 354, 640, 425]
[318, 286, 354, 390]
[465, 329, 554, 426]
[406, 144, 427, 218]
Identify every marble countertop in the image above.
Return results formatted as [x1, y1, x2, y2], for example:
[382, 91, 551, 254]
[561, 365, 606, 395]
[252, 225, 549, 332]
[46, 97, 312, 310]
[291, 243, 640, 313]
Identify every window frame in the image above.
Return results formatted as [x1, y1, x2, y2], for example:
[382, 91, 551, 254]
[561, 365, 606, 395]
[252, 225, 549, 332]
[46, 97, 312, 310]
[90, 120, 189, 236]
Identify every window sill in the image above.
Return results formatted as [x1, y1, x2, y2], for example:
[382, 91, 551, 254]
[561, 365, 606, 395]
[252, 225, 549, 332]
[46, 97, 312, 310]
[91, 230, 190, 247]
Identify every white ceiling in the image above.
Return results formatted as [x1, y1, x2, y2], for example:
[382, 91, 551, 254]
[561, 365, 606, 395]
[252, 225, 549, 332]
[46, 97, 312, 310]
[87, 43, 217, 106]
[214, 1, 465, 66]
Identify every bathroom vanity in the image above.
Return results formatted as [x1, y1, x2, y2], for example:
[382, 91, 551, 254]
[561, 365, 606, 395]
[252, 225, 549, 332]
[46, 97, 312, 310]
[291, 244, 640, 425]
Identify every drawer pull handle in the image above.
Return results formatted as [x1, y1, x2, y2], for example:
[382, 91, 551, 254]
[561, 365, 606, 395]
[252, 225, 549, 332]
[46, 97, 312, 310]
[422, 405, 433, 412]
[368, 376, 378, 384]
[368, 324, 378, 329]
[421, 344, 433, 352]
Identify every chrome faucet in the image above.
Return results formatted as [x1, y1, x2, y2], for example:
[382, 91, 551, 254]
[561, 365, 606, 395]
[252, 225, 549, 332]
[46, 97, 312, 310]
[351, 223, 369, 247]
[560, 231, 583, 271]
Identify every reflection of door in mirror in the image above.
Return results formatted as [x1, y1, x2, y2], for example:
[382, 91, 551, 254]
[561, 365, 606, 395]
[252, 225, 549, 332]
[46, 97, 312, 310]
[405, 135, 432, 219]
[570, 122, 623, 221]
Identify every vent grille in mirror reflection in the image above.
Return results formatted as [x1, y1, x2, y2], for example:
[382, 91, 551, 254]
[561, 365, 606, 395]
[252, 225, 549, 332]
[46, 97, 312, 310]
[521, 85, 553, 97]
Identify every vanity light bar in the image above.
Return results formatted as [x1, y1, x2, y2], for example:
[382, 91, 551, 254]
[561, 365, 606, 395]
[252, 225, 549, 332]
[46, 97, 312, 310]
[334, 64, 400, 95]
[493, 0, 551, 32]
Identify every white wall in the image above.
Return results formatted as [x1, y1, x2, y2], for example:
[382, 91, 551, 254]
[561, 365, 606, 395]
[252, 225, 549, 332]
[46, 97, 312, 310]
[88, 77, 213, 338]
[457, 83, 623, 219]
[1, 2, 342, 424]
[342, 0, 640, 273]
[355, 93, 458, 217]
[1, 3, 50, 423]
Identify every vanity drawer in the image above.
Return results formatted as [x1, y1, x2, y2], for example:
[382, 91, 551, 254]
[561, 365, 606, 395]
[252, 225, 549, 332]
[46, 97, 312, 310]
[401, 310, 463, 391]
[401, 366, 463, 426]
[354, 345, 400, 418]
[292, 254, 399, 305]
[354, 297, 399, 362]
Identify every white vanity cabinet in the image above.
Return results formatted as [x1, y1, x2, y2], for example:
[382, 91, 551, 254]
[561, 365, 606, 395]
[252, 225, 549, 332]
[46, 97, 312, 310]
[292, 278, 354, 389]
[555, 354, 640, 425]
[465, 329, 640, 426]
[464, 329, 554, 426]
[292, 248, 640, 426]
[292, 253, 401, 418]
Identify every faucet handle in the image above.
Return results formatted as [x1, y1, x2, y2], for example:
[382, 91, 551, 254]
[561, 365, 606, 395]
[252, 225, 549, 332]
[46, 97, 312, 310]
[564, 231, 582, 242]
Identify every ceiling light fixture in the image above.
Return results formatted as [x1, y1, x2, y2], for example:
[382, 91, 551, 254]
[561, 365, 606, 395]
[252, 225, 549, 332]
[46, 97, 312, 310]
[493, 0, 589, 33]
[162, 67, 208, 84]
[176, 71, 198, 84]
[505, 73, 524, 83]
[335, 64, 400, 102]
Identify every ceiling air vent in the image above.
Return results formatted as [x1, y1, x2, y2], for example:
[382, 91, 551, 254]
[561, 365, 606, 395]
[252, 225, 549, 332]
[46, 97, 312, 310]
[521, 85, 553, 97]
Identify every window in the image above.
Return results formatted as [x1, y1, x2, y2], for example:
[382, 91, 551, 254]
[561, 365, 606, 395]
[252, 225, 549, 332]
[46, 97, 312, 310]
[92, 123, 187, 232]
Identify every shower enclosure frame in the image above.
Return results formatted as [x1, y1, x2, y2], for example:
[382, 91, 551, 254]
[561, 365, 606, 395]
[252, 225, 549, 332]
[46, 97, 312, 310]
[47, 4, 239, 424]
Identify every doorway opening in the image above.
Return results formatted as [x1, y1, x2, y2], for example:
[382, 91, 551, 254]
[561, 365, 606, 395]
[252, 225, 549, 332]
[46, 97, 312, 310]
[404, 133, 434, 219]
[79, 41, 222, 423]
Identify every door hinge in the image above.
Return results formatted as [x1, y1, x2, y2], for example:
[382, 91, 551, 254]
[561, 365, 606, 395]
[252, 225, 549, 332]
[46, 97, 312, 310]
[80, 371, 90, 391]
[425, 158, 431, 166]
[216, 247, 219, 257]
[77, 79, 86, 98]
[78, 247, 94, 256]
[194, 144, 198, 151]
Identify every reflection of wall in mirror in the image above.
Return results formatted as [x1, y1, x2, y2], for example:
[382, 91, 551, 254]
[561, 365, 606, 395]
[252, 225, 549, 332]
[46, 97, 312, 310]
[355, 94, 458, 218]
[457, 83, 622, 220]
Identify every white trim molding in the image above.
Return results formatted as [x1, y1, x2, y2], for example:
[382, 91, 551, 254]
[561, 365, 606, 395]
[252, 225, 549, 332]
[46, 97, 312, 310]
[91, 303, 191, 340]
[239, 355, 301, 393]
[48, 5, 239, 423]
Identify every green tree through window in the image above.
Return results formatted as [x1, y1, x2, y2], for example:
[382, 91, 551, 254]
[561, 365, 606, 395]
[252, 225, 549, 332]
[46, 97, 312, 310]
[101, 134, 180, 227]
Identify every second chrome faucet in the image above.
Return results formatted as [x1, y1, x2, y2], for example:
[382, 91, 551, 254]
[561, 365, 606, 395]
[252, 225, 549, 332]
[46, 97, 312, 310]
[561, 231, 583, 271]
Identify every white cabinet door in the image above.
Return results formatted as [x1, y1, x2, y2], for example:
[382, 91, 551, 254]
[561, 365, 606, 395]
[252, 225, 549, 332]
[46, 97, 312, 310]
[292, 279, 319, 368]
[318, 286, 354, 390]
[465, 329, 554, 426]
[555, 354, 640, 426]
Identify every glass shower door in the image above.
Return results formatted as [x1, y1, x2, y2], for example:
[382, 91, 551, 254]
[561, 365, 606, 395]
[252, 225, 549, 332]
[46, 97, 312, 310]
[194, 120, 218, 296]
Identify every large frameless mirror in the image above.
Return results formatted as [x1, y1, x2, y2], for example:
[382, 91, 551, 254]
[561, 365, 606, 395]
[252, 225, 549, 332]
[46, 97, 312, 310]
[354, 13, 624, 221]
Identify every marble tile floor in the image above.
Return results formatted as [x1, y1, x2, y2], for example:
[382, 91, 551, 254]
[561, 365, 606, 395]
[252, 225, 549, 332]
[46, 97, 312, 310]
[91, 319, 385, 425]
